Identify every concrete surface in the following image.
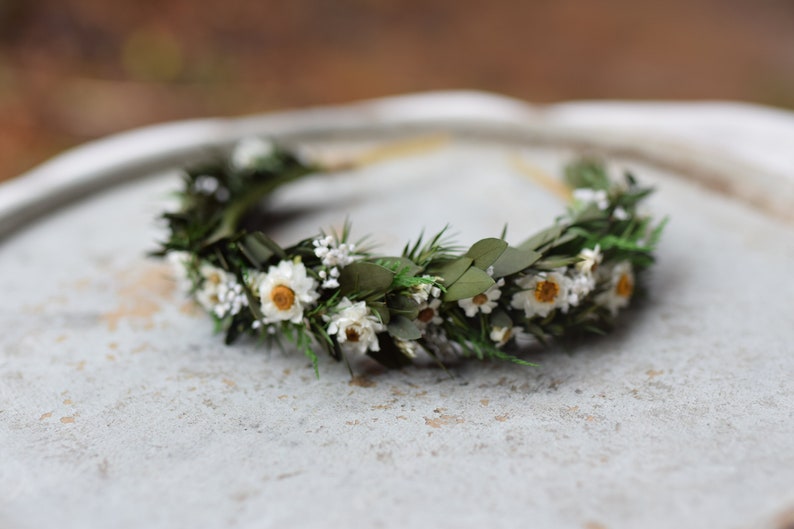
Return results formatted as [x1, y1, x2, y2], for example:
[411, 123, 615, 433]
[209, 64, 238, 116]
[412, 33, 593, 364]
[1, 93, 792, 529]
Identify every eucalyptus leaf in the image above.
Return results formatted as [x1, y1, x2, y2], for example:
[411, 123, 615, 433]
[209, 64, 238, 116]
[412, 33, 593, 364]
[489, 309, 513, 330]
[465, 238, 508, 270]
[428, 256, 473, 287]
[387, 295, 420, 321]
[571, 203, 605, 224]
[338, 261, 395, 298]
[564, 159, 611, 190]
[534, 256, 581, 270]
[247, 231, 287, 260]
[367, 301, 391, 325]
[547, 231, 579, 250]
[443, 267, 495, 302]
[239, 233, 276, 268]
[387, 316, 422, 341]
[491, 247, 541, 278]
[518, 224, 564, 252]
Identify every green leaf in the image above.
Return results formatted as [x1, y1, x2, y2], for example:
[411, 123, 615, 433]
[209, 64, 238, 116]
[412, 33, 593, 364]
[387, 295, 420, 320]
[564, 158, 611, 190]
[534, 255, 580, 270]
[547, 231, 579, 250]
[338, 261, 395, 299]
[428, 256, 473, 287]
[646, 216, 669, 249]
[465, 238, 508, 270]
[443, 267, 495, 302]
[243, 232, 286, 262]
[387, 316, 422, 341]
[491, 247, 541, 278]
[571, 203, 606, 223]
[367, 301, 391, 325]
[518, 224, 564, 252]
[489, 309, 513, 329]
[238, 233, 276, 268]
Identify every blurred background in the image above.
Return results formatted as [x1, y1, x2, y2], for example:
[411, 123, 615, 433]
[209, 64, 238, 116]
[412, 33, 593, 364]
[2, 0, 794, 182]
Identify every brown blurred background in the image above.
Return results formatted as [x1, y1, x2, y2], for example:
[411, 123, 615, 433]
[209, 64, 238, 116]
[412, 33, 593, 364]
[2, 0, 794, 182]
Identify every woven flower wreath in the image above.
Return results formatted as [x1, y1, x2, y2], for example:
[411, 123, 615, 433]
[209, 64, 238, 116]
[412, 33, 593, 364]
[155, 138, 666, 375]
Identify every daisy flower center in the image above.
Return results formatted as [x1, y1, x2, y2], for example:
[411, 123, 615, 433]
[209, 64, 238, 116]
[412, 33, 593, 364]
[616, 274, 634, 298]
[417, 307, 436, 323]
[270, 285, 296, 311]
[534, 280, 560, 303]
[472, 293, 489, 306]
[345, 327, 361, 342]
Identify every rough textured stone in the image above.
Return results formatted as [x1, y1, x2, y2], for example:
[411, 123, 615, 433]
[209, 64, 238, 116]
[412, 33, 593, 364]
[1, 93, 792, 529]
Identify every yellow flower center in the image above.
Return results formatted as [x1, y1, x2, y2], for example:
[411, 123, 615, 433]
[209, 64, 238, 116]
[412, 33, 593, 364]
[472, 293, 489, 306]
[270, 285, 296, 311]
[345, 327, 361, 342]
[616, 273, 634, 298]
[534, 280, 559, 303]
[417, 307, 436, 323]
[208, 272, 222, 285]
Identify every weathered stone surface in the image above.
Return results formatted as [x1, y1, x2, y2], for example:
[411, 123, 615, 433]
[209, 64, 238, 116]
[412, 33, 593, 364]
[1, 93, 792, 529]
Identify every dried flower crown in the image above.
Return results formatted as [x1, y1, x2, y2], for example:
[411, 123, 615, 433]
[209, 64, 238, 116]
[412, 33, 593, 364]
[155, 138, 666, 375]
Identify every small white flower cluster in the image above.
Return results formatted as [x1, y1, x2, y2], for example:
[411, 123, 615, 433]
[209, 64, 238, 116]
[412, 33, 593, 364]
[572, 186, 629, 220]
[573, 187, 610, 210]
[231, 137, 275, 171]
[312, 235, 357, 289]
[195, 263, 249, 319]
[193, 175, 230, 202]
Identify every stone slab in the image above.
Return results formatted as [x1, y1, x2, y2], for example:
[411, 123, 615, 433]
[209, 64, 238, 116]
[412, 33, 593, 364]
[1, 92, 792, 529]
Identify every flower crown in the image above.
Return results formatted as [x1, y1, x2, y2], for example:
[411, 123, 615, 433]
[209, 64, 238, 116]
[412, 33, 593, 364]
[155, 138, 666, 375]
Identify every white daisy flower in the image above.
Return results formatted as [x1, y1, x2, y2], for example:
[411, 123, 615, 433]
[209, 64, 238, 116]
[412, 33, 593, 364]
[231, 137, 275, 171]
[490, 325, 516, 347]
[458, 278, 504, 317]
[258, 260, 319, 324]
[326, 297, 385, 355]
[596, 261, 635, 315]
[415, 298, 443, 328]
[573, 188, 610, 210]
[510, 271, 572, 318]
[195, 263, 248, 318]
[576, 244, 602, 275]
